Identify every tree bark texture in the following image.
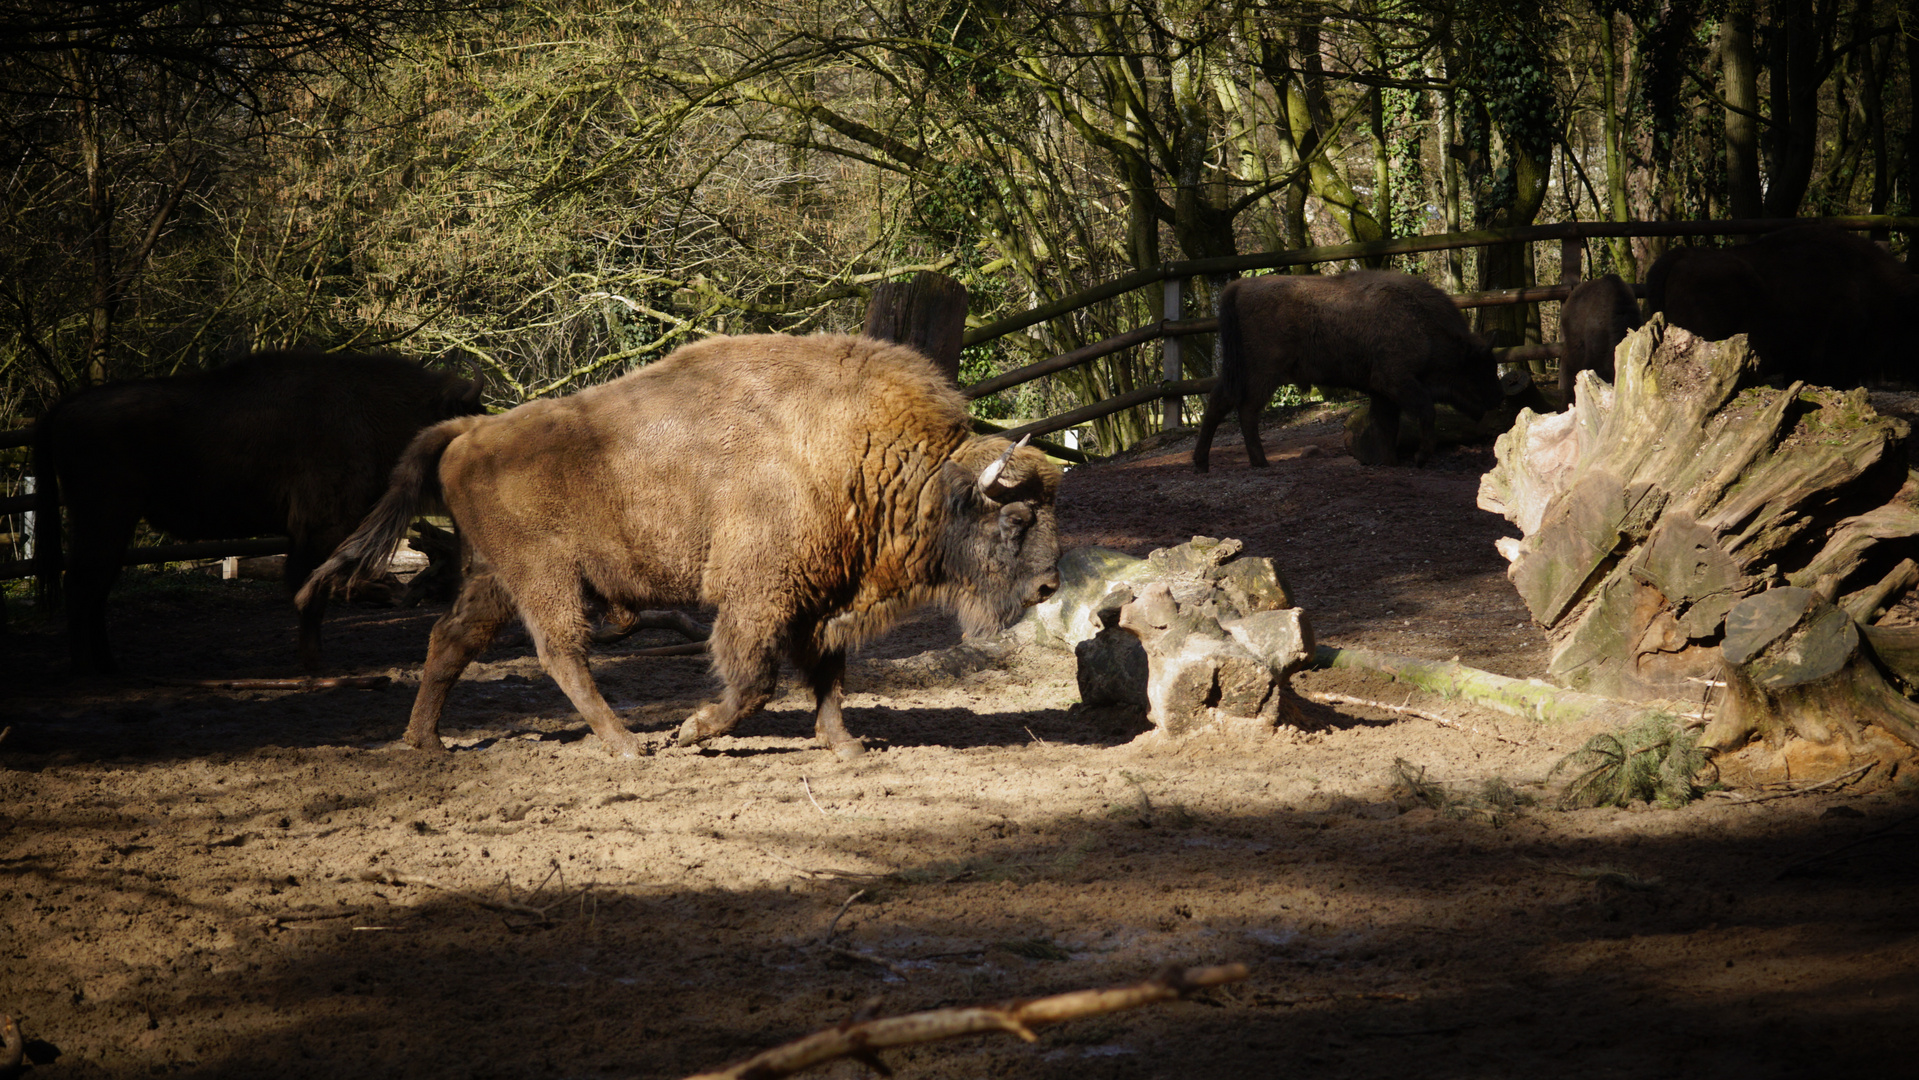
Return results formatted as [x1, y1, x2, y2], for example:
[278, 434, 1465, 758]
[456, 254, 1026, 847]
[1478, 319, 1919, 732]
[862, 271, 969, 383]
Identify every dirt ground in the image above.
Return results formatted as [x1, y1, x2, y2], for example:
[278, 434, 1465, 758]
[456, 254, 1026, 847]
[2, 406, 1914, 1079]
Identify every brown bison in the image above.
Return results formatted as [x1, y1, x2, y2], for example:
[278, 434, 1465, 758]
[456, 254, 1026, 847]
[1557, 273, 1644, 406]
[297, 333, 1063, 759]
[33, 350, 486, 674]
[1192, 270, 1505, 471]
[1645, 224, 1917, 386]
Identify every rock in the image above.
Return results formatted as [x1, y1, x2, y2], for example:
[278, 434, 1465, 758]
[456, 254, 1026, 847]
[1014, 545, 1158, 649]
[1020, 537, 1299, 651]
[1221, 607, 1315, 678]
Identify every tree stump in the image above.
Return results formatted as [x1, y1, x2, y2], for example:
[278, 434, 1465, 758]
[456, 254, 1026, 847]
[1478, 317, 1919, 756]
[862, 271, 969, 383]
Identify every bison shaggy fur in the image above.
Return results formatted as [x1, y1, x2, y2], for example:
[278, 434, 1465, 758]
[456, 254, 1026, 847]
[1193, 270, 1505, 471]
[1557, 273, 1645, 406]
[33, 350, 485, 674]
[298, 333, 1063, 759]
[1645, 224, 1918, 386]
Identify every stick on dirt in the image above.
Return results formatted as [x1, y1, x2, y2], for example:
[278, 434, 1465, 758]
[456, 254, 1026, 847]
[681, 963, 1249, 1080]
[802, 777, 829, 817]
[1304, 690, 1538, 747]
[152, 675, 391, 691]
[821, 888, 867, 944]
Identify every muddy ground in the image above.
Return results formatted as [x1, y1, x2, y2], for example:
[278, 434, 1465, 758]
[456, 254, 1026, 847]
[1, 406, 1914, 1079]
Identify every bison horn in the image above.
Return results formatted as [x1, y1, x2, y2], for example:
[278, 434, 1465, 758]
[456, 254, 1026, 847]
[977, 434, 1029, 495]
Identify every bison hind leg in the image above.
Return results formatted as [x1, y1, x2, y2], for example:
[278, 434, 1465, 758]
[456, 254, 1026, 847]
[675, 616, 782, 749]
[285, 537, 336, 673]
[514, 593, 644, 760]
[405, 570, 517, 752]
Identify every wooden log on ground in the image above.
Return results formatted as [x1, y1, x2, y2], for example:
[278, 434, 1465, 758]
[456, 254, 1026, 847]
[1313, 645, 1693, 726]
[1706, 587, 1919, 752]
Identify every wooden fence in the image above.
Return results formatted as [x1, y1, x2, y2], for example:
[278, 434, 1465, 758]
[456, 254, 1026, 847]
[4, 214, 1915, 581]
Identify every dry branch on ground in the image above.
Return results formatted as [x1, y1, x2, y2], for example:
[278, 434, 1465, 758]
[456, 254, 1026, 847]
[682, 964, 1249, 1080]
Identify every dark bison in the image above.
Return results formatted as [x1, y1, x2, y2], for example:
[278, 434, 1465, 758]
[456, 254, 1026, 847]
[1192, 270, 1505, 471]
[298, 333, 1063, 759]
[33, 350, 486, 674]
[1645, 224, 1918, 385]
[1557, 273, 1644, 405]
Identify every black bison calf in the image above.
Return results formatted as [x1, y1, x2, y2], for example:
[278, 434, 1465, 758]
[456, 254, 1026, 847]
[298, 333, 1063, 759]
[1645, 224, 1918, 386]
[1557, 273, 1644, 405]
[1192, 270, 1505, 471]
[33, 350, 485, 674]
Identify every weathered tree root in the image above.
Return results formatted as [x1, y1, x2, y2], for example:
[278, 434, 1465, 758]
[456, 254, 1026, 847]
[681, 963, 1249, 1080]
[1313, 645, 1694, 727]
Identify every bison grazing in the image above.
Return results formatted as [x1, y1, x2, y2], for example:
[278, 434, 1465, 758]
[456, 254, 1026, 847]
[1557, 273, 1644, 406]
[34, 350, 486, 674]
[297, 333, 1063, 759]
[1645, 224, 1918, 386]
[1192, 270, 1505, 471]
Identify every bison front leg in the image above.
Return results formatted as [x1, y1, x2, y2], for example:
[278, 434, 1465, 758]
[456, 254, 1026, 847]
[1392, 382, 1441, 466]
[804, 648, 864, 760]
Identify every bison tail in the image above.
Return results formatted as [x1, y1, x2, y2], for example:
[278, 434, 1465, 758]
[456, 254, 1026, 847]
[30, 410, 62, 609]
[295, 415, 478, 609]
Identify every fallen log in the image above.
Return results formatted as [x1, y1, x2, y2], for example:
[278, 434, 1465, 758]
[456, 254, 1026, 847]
[682, 964, 1248, 1080]
[1312, 645, 1694, 726]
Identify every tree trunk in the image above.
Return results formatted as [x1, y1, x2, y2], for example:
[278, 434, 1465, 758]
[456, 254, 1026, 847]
[862, 272, 969, 383]
[1721, 0, 1762, 219]
[1478, 318, 1919, 752]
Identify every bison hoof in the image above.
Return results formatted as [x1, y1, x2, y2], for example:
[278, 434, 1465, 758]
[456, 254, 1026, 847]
[675, 706, 726, 747]
[831, 739, 867, 761]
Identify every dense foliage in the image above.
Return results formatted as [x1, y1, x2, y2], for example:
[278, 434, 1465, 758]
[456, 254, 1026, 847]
[1, 0, 1912, 447]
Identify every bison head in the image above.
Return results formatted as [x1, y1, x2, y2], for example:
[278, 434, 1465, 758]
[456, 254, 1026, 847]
[939, 435, 1062, 639]
[1444, 340, 1512, 422]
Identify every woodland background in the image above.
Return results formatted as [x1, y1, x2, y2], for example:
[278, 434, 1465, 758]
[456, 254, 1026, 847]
[1, 0, 1914, 449]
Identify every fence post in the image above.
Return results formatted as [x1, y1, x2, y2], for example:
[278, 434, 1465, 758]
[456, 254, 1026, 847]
[862, 271, 969, 384]
[1162, 275, 1182, 430]
[1560, 234, 1584, 286]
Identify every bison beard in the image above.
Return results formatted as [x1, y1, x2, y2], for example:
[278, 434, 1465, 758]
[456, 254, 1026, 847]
[299, 334, 1062, 759]
[33, 350, 486, 674]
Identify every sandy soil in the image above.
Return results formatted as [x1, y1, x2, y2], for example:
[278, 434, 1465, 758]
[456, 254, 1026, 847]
[2, 407, 1914, 1079]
